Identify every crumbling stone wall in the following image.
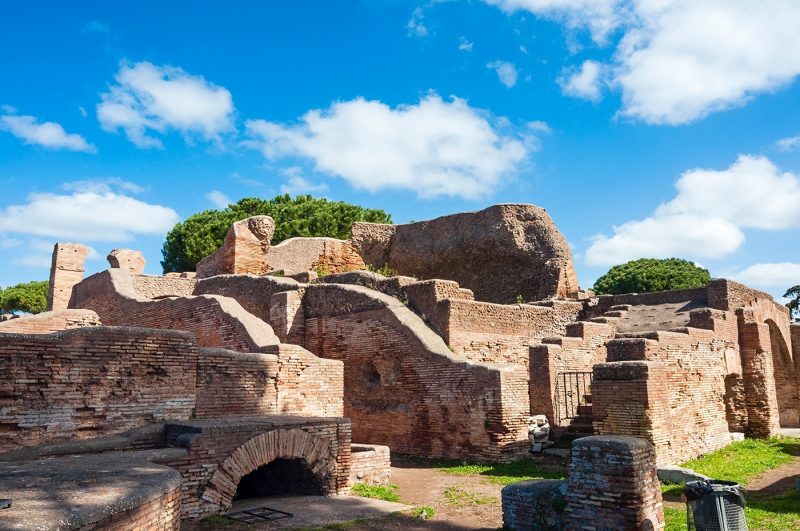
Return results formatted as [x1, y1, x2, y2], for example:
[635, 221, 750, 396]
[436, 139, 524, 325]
[132, 274, 197, 299]
[0, 327, 197, 452]
[351, 204, 580, 303]
[296, 283, 530, 461]
[349, 444, 391, 486]
[107, 248, 146, 274]
[196, 216, 274, 278]
[194, 273, 300, 324]
[46, 242, 90, 310]
[265, 236, 366, 275]
[0, 309, 100, 334]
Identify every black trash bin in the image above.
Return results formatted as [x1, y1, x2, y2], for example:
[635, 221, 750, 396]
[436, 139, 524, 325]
[683, 480, 747, 531]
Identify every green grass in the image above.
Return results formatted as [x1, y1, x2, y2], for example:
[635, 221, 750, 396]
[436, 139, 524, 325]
[660, 436, 800, 498]
[441, 486, 498, 508]
[434, 458, 566, 485]
[350, 482, 401, 503]
[665, 490, 800, 531]
[197, 514, 243, 529]
[409, 506, 436, 519]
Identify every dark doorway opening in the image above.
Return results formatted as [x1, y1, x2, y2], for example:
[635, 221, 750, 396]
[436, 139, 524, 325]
[234, 458, 324, 500]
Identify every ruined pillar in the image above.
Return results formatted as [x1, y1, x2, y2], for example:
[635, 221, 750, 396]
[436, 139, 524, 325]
[739, 320, 781, 437]
[107, 248, 146, 274]
[196, 216, 275, 278]
[47, 243, 90, 311]
[564, 436, 664, 530]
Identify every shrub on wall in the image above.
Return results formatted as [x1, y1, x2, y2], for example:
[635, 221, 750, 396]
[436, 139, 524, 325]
[592, 258, 711, 295]
[161, 194, 392, 272]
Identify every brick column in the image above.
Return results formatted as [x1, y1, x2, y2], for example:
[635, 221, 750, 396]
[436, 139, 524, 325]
[46, 243, 89, 311]
[564, 436, 664, 530]
[739, 320, 781, 437]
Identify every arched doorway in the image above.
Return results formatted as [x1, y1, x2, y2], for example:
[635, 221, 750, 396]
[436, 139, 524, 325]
[202, 428, 336, 513]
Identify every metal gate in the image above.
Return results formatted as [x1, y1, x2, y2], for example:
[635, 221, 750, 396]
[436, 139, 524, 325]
[554, 371, 593, 423]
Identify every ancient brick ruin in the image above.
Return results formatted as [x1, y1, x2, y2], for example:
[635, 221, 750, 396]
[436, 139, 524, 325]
[1, 202, 797, 528]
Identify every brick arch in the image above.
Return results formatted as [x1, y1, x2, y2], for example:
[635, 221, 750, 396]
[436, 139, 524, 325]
[201, 428, 335, 512]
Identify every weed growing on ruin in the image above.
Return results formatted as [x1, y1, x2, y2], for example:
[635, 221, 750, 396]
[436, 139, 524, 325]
[442, 486, 497, 507]
[366, 263, 395, 277]
[314, 263, 332, 278]
[434, 458, 566, 485]
[350, 482, 401, 503]
[515, 294, 525, 304]
[409, 506, 436, 519]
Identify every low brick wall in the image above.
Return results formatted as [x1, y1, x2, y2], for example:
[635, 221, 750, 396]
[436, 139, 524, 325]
[81, 485, 181, 530]
[0, 326, 197, 453]
[0, 309, 100, 334]
[349, 444, 391, 486]
[501, 479, 566, 530]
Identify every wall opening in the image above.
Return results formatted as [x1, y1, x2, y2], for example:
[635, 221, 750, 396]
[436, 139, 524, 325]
[233, 458, 324, 500]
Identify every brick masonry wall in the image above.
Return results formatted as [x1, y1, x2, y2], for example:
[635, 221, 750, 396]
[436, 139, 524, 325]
[563, 436, 664, 530]
[79, 485, 181, 531]
[0, 326, 197, 453]
[132, 274, 197, 299]
[0, 309, 100, 334]
[301, 284, 530, 461]
[349, 444, 391, 486]
[196, 274, 300, 324]
[266, 237, 366, 275]
[270, 290, 306, 344]
[501, 480, 566, 531]
[530, 321, 613, 427]
[47, 243, 89, 311]
[160, 418, 351, 518]
[595, 323, 736, 464]
[72, 270, 280, 352]
[739, 320, 782, 436]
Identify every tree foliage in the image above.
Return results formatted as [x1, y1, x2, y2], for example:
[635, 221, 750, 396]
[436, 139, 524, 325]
[785, 285, 800, 322]
[0, 280, 48, 315]
[592, 258, 711, 296]
[161, 194, 392, 272]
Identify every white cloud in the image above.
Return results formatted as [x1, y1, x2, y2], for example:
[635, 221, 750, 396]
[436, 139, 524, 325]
[585, 155, 800, 266]
[61, 177, 145, 194]
[486, 0, 622, 44]
[458, 36, 474, 52]
[487, 1, 800, 125]
[97, 61, 235, 148]
[527, 120, 552, 133]
[0, 238, 20, 249]
[0, 113, 95, 152]
[408, 7, 429, 37]
[0, 188, 179, 242]
[244, 94, 529, 199]
[487, 60, 519, 88]
[279, 168, 329, 195]
[777, 136, 800, 152]
[560, 60, 603, 101]
[206, 190, 231, 209]
[733, 262, 800, 289]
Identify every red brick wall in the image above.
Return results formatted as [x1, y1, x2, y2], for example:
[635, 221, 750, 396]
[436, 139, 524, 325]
[196, 274, 300, 324]
[0, 327, 197, 452]
[80, 486, 181, 531]
[47, 243, 89, 311]
[301, 284, 529, 461]
[0, 309, 100, 334]
[349, 444, 391, 486]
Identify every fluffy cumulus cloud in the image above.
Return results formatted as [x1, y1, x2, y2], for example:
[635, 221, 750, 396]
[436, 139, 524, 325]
[97, 61, 235, 148]
[245, 95, 530, 199]
[560, 60, 603, 101]
[487, 60, 519, 88]
[0, 111, 95, 152]
[206, 190, 231, 209]
[733, 262, 800, 289]
[0, 180, 178, 241]
[487, 1, 800, 125]
[585, 155, 800, 266]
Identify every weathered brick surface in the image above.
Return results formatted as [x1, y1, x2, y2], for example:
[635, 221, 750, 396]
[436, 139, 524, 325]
[47, 242, 90, 310]
[80, 486, 181, 531]
[266, 236, 366, 275]
[107, 248, 146, 274]
[196, 216, 274, 278]
[301, 283, 530, 461]
[349, 444, 391, 486]
[0, 309, 100, 334]
[501, 479, 566, 531]
[132, 274, 197, 298]
[739, 320, 782, 436]
[0, 326, 197, 452]
[270, 290, 306, 344]
[196, 273, 300, 324]
[160, 417, 351, 518]
[564, 436, 664, 530]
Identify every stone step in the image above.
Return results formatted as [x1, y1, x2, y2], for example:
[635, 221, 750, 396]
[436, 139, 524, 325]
[604, 310, 626, 317]
[609, 304, 632, 311]
[590, 316, 620, 324]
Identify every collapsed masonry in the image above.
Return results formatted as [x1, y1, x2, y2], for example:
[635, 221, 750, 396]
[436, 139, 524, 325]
[0, 202, 798, 528]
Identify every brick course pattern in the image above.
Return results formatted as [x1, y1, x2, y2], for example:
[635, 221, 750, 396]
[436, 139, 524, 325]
[79, 486, 181, 531]
[563, 436, 664, 530]
[349, 444, 391, 486]
[159, 417, 351, 518]
[0, 326, 197, 453]
[0, 309, 100, 334]
[299, 283, 530, 461]
[47, 242, 89, 310]
[195, 273, 300, 324]
[501, 479, 566, 531]
[266, 236, 366, 275]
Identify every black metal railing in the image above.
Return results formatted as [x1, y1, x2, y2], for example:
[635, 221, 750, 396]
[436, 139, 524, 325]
[554, 371, 593, 423]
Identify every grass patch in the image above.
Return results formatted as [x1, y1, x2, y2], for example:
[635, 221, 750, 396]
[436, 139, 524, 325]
[197, 514, 243, 528]
[442, 486, 498, 508]
[409, 506, 436, 519]
[665, 490, 800, 531]
[350, 482, 401, 503]
[434, 458, 566, 485]
[660, 436, 800, 499]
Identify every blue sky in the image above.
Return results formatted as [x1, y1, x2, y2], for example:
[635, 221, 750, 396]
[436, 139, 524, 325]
[1, 0, 799, 299]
